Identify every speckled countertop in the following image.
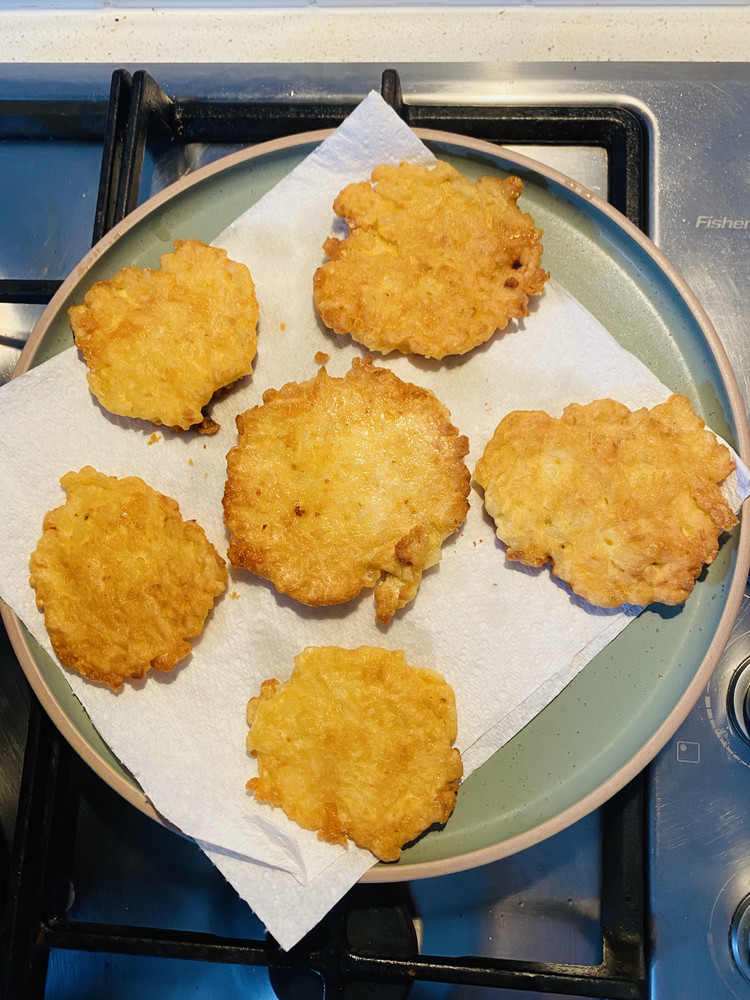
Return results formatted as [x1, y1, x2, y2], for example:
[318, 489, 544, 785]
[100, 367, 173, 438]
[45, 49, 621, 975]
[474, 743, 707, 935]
[1, 5, 749, 65]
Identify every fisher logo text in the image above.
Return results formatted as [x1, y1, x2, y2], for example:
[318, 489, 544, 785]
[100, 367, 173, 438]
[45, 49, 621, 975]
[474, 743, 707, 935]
[695, 215, 750, 230]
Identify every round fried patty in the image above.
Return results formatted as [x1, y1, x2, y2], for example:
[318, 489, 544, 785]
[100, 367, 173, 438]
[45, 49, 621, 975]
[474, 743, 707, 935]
[69, 239, 258, 433]
[223, 356, 470, 623]
[29, 466, 227, 689]
[246, 645, 462, 861]
[475, 394, 737, 608]
[313, 160, 548, 359]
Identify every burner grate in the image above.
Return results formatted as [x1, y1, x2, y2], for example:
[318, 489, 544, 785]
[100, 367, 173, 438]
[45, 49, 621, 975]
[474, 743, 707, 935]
[4, 707, 648, 1000]
[113, 67, 647, 230]
[0, 67, 650, 1000]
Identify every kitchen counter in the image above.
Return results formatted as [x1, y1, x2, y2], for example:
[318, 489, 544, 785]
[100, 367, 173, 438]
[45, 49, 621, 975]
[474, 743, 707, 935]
[1, 4, 749, 66]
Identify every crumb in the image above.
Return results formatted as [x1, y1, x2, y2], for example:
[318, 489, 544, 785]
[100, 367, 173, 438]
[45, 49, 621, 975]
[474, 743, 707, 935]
[314, 351, 330, 365]
[197, 415, 220, 436]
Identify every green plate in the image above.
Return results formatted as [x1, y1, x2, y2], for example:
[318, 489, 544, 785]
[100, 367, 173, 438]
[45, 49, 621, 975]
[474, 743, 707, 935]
[4, 130, 749, 881]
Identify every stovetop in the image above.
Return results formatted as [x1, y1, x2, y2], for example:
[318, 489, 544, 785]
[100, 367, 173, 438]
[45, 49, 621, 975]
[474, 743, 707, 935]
[1, 62, 749, 1000]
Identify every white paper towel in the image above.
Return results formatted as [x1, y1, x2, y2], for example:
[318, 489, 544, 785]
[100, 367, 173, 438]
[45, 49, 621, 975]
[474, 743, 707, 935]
[0, 91, 748, 950]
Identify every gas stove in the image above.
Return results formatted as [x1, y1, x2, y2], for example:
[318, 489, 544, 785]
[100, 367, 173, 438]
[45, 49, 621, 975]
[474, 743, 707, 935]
[1, 61, 749, 1000]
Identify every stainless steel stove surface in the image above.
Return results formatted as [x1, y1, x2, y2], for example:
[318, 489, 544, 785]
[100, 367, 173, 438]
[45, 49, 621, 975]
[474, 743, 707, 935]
[1, 62, 749, 1000]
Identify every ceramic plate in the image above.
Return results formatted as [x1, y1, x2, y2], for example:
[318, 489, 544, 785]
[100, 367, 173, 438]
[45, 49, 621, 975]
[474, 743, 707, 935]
[4, 129, 749, 881]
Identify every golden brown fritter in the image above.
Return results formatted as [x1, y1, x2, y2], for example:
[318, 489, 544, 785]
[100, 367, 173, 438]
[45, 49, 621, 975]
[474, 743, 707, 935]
[223, 355, 470, 623]
[246, 645, 462, 861]
[29, 466, 227, 690]
[474, 394, 737, 608]
[313, 160, 548, 360]
[69, 239, 259, 433]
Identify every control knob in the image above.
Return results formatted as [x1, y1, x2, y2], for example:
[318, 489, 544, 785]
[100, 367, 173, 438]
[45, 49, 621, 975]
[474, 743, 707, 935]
[727, 656, 750, 747]
[731, 894, 750, 982]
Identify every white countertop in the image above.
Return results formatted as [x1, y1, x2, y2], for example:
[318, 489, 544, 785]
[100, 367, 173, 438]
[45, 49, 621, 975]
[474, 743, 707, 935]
[1, 4, 749, 66]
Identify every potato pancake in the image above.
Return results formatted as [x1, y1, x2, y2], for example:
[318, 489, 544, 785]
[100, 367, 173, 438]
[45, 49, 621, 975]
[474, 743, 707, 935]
[29, 466, 227, 689]
[223, 355, 470, 623]
[69, 239, 258, 433]
[246, 645, 462, 862]
[313, 160, 548, 359]
[474, 394, 737, 608]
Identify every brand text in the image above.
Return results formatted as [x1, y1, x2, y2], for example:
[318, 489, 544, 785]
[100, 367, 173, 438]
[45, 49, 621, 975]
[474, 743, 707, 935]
[695, 215, 750, 230]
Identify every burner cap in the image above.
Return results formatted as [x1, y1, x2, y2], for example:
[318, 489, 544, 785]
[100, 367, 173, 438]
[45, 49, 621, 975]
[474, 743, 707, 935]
[268, 884, 419, 1000]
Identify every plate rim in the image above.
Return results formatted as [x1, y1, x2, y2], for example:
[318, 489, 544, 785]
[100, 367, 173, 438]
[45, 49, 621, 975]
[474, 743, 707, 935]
[5, 125, 749, 882]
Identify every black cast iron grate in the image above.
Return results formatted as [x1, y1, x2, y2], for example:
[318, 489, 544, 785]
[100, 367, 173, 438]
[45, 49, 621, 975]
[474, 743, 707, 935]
[0, 67, 650, 1000]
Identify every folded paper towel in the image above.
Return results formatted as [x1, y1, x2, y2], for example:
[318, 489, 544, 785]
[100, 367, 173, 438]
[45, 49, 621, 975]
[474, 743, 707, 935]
[0, 91, 747, 950]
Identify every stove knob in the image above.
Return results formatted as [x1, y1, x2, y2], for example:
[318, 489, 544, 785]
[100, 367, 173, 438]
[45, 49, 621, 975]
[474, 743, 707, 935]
[731, 895, 750, 982]
[727, 657, 750, 746]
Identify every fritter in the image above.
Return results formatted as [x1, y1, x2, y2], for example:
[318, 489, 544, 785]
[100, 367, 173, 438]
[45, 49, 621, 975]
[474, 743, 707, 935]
[313, 159, 549, 360]
[474, 394, 737, 608]
[223, 355, 470, 624]
[29, 466, 227, 690]
[246, 645, 463, 862]
[68, 239, 259, 433]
